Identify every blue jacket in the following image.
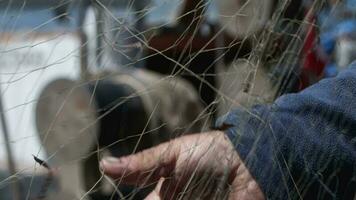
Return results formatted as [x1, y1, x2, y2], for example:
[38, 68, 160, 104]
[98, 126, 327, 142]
[216, 62, 356, 199]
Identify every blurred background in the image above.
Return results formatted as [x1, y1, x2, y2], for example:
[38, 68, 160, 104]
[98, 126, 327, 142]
[0, 0, 355, 199]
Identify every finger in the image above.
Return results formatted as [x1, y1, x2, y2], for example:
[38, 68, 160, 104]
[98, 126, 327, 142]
[100, 140, 179, 185]
[144, 178, 165, 200]
[144, 190, 161, 200]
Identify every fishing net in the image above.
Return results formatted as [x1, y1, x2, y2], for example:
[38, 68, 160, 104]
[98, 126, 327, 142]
[0, 0, 355, 199]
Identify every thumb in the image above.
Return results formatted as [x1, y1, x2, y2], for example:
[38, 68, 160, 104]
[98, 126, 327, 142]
[100, 140, 179, 185]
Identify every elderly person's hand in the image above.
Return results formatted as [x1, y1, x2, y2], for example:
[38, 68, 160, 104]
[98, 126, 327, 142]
[100, 131, 264, 200]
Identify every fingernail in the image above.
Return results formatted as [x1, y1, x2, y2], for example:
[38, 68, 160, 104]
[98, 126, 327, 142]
[105, 156, 121, 163]
[100, 157, 121, 167]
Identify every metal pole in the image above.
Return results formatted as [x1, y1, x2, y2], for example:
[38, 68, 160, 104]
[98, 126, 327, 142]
[78, 1, 91, 80]
[0, 87, 21, 200]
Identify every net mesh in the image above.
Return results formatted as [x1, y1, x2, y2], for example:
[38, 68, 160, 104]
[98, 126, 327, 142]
[0, 0, 354, 199]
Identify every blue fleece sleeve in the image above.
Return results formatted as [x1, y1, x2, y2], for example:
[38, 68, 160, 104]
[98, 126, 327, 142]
[216, 62, 356, 199]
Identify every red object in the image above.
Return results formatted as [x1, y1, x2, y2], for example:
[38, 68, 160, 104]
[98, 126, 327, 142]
[299, 15, 326, 90]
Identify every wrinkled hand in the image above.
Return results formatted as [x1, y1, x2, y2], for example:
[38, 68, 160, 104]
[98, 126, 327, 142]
[100, 131, 264, 200]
